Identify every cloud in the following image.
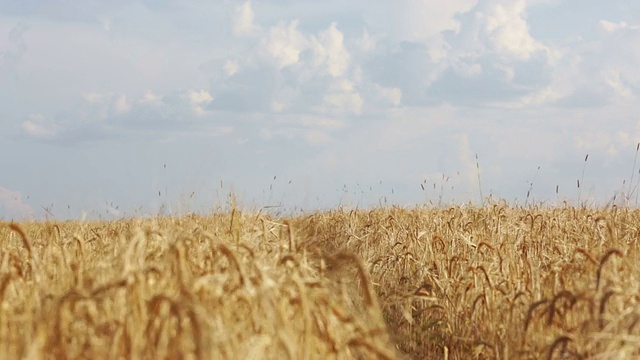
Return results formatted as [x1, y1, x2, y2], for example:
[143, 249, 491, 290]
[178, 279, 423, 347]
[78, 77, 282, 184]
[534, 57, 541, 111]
[599, 20, 640, 33]
[188, 90, 213, 116]
[258, 20, 350, 77]
[116, 90, 224, 131]
[261, 20, 309, 69]
[323, 79, 363, 115]
[365, 1, 478, 42]
[13, 0, 627, 154]
[358, 0, 574, 109]
[188, 90, 213, 105]
[604, 69, 634, 99]
[211, 20, 365, 116]
[112, 94, 131, 114]
[356, 28, 376, 52]
[548, 18, 640, 108]
[231, 1, 261, 37]
[206, 2, 564, 122]
[9, 1, 640, 209]
[483, 0, 549, 60]
[572, 121, 640, 162]
[82, 92, 107, 103]
[209, 65, 279, 112]
[22, 119, 57, 139]
[20, 89, 230, 144]
[141, 90, 163, 106]
[374, 85, 402, 106]
[597, 22, 640, 99]
[456, 133, 481, 195]
[223, 60, 239, 77]
[362, 42, 438, 106]
[359, 1, 481, 74]
[0, 187, 34, 220]
[311, 22, 350, 77]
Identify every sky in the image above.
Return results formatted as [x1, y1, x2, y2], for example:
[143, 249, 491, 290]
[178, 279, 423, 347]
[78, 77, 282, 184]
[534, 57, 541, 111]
[2, 0, 640, 220]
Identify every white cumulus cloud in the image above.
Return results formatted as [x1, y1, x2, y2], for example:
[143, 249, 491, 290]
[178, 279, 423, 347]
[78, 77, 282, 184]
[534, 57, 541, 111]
[223, 59, 239, 77]
[483, 0, 548, 60]
[262, 20, 308, 69]
[189, 90, 214, 116]
[188, 90, 213, 105]
[231, 1, 261, 37]
[311, 22, 350, 77]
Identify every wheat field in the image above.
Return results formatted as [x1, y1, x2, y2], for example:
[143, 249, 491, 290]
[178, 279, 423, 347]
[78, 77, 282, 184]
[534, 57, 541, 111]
[1, 202, 640, 359]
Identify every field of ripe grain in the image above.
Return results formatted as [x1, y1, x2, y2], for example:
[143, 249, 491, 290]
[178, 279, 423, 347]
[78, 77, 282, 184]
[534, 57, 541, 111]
[2, 204, 640, 359]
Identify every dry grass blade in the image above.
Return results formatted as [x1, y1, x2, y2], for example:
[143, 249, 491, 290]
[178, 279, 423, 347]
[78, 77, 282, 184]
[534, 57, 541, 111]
[547, 335, 574, 360]
[348, 337, 397, 360]
[8, 223, 33, 257]
[329, 252, 378, 310]
[596, 249, 623, 291]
